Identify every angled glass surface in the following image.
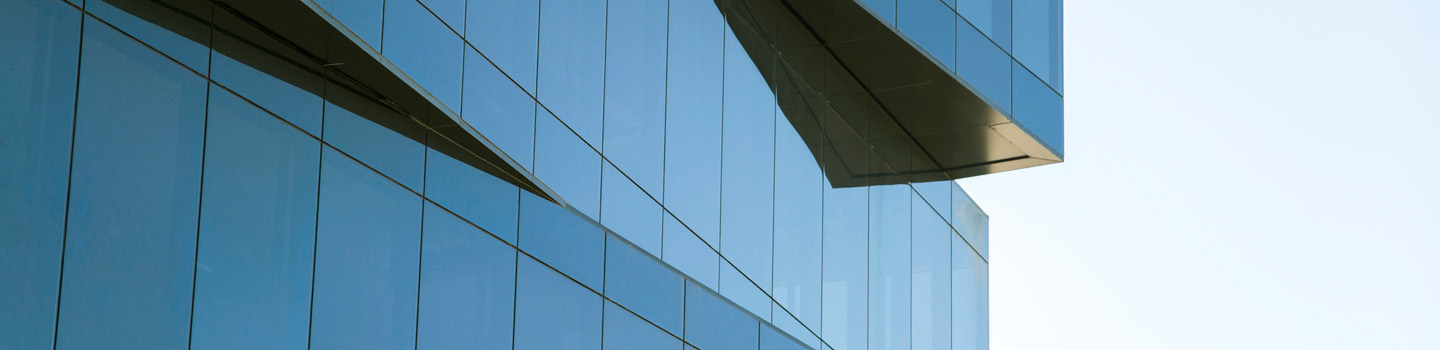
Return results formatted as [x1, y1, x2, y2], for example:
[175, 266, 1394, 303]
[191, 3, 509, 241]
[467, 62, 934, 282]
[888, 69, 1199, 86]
[954, 0, 1012, 51]
[518, 191, 604, 290]
[424, 141, 521, 244]
[57, 19, 206, 348]
[684, 282, 759, 350]
[321, 84, 427, 191]
[662, 213, 720, 288]
[953, 233, 989, 350]
[952, 184, 990, 258]
[602, 302, 681, 350]
[899, 0, 957, 70]
[1014, 0, 1063, 92]
[604, 234, 684, 334]
[312, 0, 384, 47]
[603, 0, 668, 196]
[0, 0, 78, 346]
[1013, 60, 1065, 155]
[602, 162, 663, 254]
[720, 260, 771, 322]
[720, 25, 776, 294]
[536, 0, 606, 145]
[533, 110, 601, 217]
[419, 0, 465, 31]
[761, 323, 809, 350]
[383, 0, 464, 110]
[664, 0, 725, 245]
[957, 23, 1013, 114]
[417, 203, 517, 350]
[210, 8, 326, 136]
[773, 114, 823, 329]
[821, 182, 870, 350]
[869, 184, 912, 350]
[912, 195, 953, 350]
[86, 0, 211, 73]
[861, 0, 898, 24]
[461, 47, 537, 169]
[466, 0, 539, 93]
[514, 256, 602, 350]
[191, 87, 320, 350]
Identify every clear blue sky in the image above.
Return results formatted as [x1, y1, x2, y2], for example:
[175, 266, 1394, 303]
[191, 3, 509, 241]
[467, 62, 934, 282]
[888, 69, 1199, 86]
[958, 0, 1440, 349]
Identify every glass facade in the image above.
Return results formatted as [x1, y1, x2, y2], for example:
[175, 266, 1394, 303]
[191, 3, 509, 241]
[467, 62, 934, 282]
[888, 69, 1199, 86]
[0, 0, 1065, 349]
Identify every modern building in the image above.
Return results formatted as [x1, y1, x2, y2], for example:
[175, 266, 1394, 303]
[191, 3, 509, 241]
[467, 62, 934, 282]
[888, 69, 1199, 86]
[0, 0, 1061, 349]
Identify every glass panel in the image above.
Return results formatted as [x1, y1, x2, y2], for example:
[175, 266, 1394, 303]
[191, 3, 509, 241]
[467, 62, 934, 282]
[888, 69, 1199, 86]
[1013, 60, 1064, 155]
[383, 0, 463, 110]
[957, 24, 1012, 114]
[210, 9, 326, 135]
[57, 19, 207, 348]
[417, 203, 517, 350]
[761, 323, 808, 350]
[602, 0, 667, 196]
[533, 110, 602, 217]
[952, 184, 989, 258]
[663, 0, 725, 244]
[868, 185, 911, 350]
[312, 0, 384, 47]
[604, 234, 684, 334]
[684, 282, 759, 350]
[1014, 0, 1063, 92]
[514, 256, 603, 350]
[602, 302, 681, 350]
[602, 162, 663, 254]
[860, 0, 897, 24]
[899, 0, 956, 70]
[466, 0, 539, 93]
[311, 147, 422, 350]
[86, 0, 212, 73]
[821, 183, 869, 350]
[954, 0, 1012, 51]
[772, 303, 822, 350]
[191, 87, 320, 350]
[773, 114, 822, 328]
[952, 234, 988, 350]
[661, 213, 719, 288]
[518, 191, 604, 290]
[913, 181, 952, 225]
[419, 0, 465, 31]
[0, 0, 78, 347]
[911, 195, 952, 350]
[719, 260, 770, 322]
[424, 140, 521, 244]
[720, 25, 775, 293]
[537, 0, 606, 145]
[322, 84, 427, 190]
[462, 46, 536, 168]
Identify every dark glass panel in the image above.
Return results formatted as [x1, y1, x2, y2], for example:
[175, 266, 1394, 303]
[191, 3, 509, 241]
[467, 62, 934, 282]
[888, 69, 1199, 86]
[383, 0, 463, 110]
[603, 0, 667, 196]
[684, 282, 759, 350]
[417, 203, 517, 350]
[899, 0, 957, 70]
[602, 302, 681, 350]
[518, 191, 604, 290]
[57, 19, 207, 348]
[466, 0, 539, 93]
[86, 0, 212, 73]
[322, 85, 427, 191]
[536, 0, 606, 145]
[210, 9, 326, 135]
[664, 0, 725, 244]
[661, 213, 719, 288]
[533, 110, 601, 217]
[0, 0, 79, 347]
[311, 147, 422, 350]
[601, 162, 663, 254]
[514, 256, 602, 350]
[424, 140, 521, 244]
[191, 87, 320, 350]
[461, 47, 536, 168]
[312, 0, 384, 47]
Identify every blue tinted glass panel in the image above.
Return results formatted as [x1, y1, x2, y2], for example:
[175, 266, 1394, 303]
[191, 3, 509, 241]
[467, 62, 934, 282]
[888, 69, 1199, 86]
[515, 256, 602, 350]
[955, 0, 1012, 51]
[957, 25, 1012, 114]
[419, 0, 465, 31]
[761, 323, 808, 350]
[602, 162, 662, 254]
[467, 0, 538, 93]
[603, 302, 681, 350]
[57, 19, 206, 348]
[533, 110, 601, 216]
[1014, 0, 1063, 91]
[0, 0, 78, 346]
[424, 145, 520, 244]
[383, 0, 463, 110]
[311, 148, 422, 350]
[518, 192, 604, 289]
[1013, 61, 1064, 155]
[664, 0, 725, 244]
[322, 86, 427, 190]
[719, 260, 770, 322]
[603, 0, 667, 195]
[913, 181, 951, 224]
[869, 185, 911, 350]
[952, 235, 988, 350]
[684, 282, 759, 350]
[604, 235, 684, 334]
[191, 88, 320, 350]
[537, 0, 605, 144]
[312, 0, 384, 47]
[899, 0, 956, 70]
[662, 214, 719, 288]
[773, 115, 823, 328]
[462, 47, 536, 168]
[720, 27, 775, 292]
[772, 304, 821, 349]
[87, 0, 211, 73]
[861, 0, 897, 24]
[912, 195, 952, 350]
[210, 24, 325, 135]
[821, 184, 868, 350]
[951, 185, 989, 258]
[418, 203, 517, 350]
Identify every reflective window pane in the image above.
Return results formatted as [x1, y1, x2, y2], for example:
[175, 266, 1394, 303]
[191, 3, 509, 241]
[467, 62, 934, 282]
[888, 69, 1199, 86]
[773, 115, 823, 328]
[664, 0, 725, 244]
[537, 0, 605, 144]
[419, 0, 465, 31]
[719, 260, 770, 322]
[424, 141, 521, 244]
[191, 88, 320, 350]
[515, 256, 602, 350]
[210, 9, 326, 135]
[383, 0, 463, 110]
[86, 0, 212, 73]
[312, 0, 384, 47]
[720, 25, 775, 293]
[1013, 60, 1064, 155]
[57, 19, 207, 348]
[417, 203, 517, 350]
[860, 0, 897, 24]
[912, 195, 953, 350]
[954, 0, 1012, 51]
[467, 0, 538, 93]
[518, 191, 604, 290]
[604, 234, 684, 334]
[462, 47, 536, 168]
[761, 323, 808, 350]
[602, 162, 662, 254]
[322, 85, 427, 190]
[311, 147, 422, 350]
[952, 184, 990, 258]
[821, 183, 869, 350]
[603, 0, 667, 195]
[662, 213, 719, 288]
[869, 184, 912, 350]
[533, 110, 601, 217]
[0, 0, 78, 346]
[602, 302, 680, 350]
[1014, 0, 1063, 91]
[952, 234, 989, 350]
[957, 24, 1012, 114]
[684, 282, 759, 350]
[899, 0, 957, 70]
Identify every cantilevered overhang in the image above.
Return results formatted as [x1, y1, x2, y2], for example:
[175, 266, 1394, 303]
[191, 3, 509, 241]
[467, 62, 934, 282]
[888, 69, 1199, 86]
[100, 0, 556, 201]
[717, 0, 1063, 187]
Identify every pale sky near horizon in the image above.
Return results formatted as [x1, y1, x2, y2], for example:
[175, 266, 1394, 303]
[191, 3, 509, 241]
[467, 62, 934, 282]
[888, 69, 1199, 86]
[957, 0, 1440, 349]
